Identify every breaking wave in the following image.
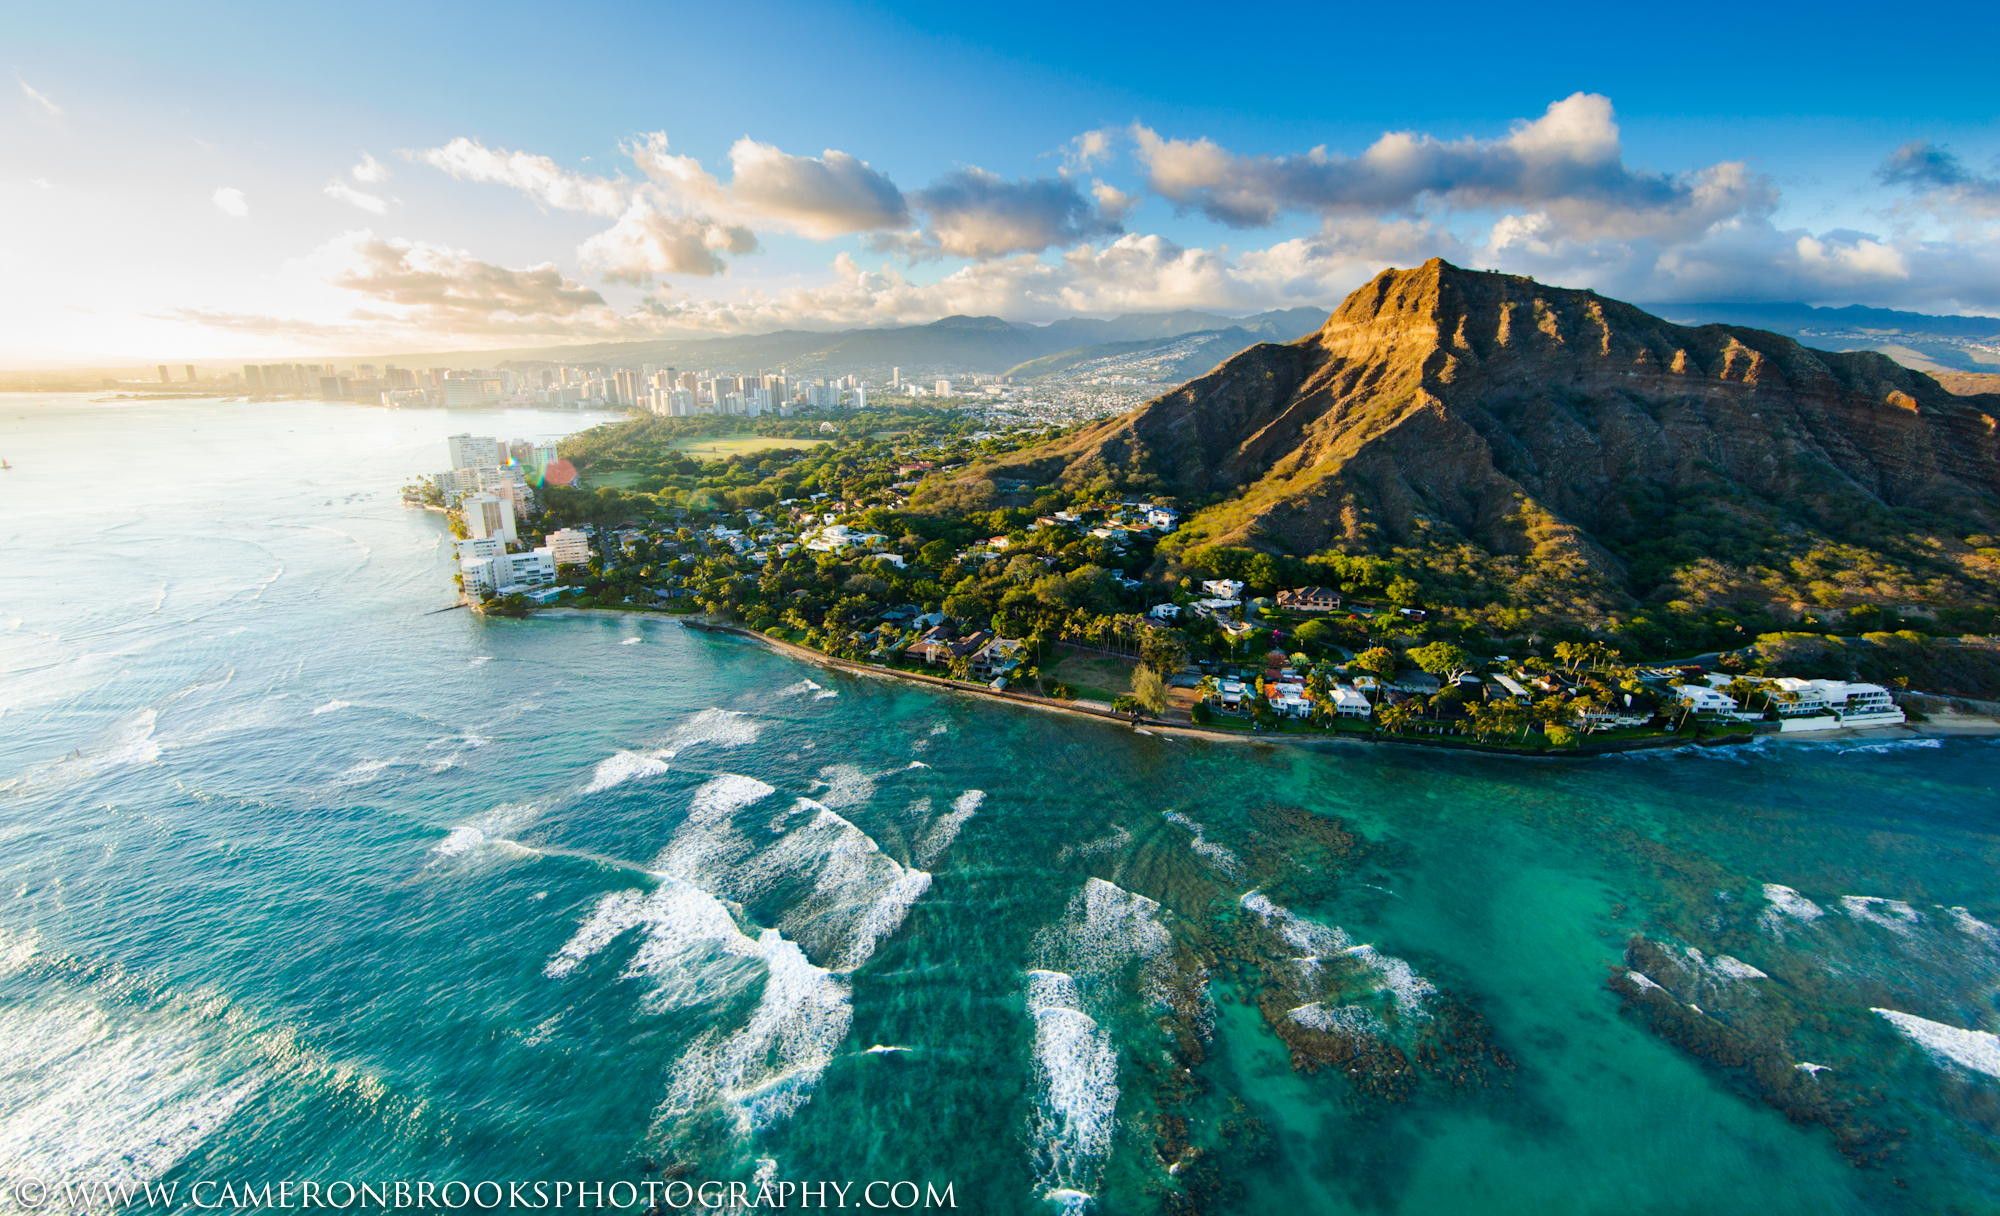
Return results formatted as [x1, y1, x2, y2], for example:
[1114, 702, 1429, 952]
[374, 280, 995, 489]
[1841, 895, 1923, 934]
[916, 790, 983, 867]
[1873, 1008, 2000, 1080]
[1025, 969, 1119, 1212]
[1162, 810, 1240, 877]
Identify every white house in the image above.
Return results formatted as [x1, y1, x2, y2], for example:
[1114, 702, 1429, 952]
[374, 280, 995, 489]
[1329, 685, 1373, 719]
[1202, 578, 1246, 600]
[1148, 603, 1182, 622]
[1673, 684, 1741, 716]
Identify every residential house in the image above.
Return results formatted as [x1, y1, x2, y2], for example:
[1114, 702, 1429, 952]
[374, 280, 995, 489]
[1276, 586, 1342, 613]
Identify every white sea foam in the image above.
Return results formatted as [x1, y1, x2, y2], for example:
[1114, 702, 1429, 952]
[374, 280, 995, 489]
[0, 998, 263, 1195]
[1841, 895, 1922, 934]
[620, 637, 643, 646]
[1161, 811, 1240, 877]
[470, 655, 493, 666]
[1759, 883, 1825, 935]
[754, 808, 932, 970]
[1944, 906, 1999, 946]
[778, 678, 836, 700]
[1796, 1061, 1831, 1075]
[0, 927, 39, 979]
[1240, 891, 1353, 959]
[1344, 944, 1437, 1016]
[310, 700, 353, 716]
[585, 750, 673, 794]
[1873, 1008, 2000, 1080]
[1024, 969, 1119, 1206]
[1055, 878, 1171, 986]
[1677, 945, 1768, 982]
[658, 930, 853, 1136]
[429, 802, 539, 864]
[864, 1044, 913, 1054]
[1708, 954, 1769, 981]
[664, 708, 762, 755]
[809, 764, 876, 810]
[916, 790, 983, 867]
[1287, 1001, 1381, 1036]
[1833, 737, 1942, 755]
[651, 776, 777, 882]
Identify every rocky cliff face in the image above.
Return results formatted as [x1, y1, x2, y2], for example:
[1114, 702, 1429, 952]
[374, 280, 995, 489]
[924, 260, 2000, 615]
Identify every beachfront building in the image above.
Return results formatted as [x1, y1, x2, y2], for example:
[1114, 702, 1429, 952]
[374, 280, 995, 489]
[463, 493, 517, 545]
[462, 547, 556, 596]
[546, 527, 593, 568]
[1328, 685, 1374, 719]
[1674, 684, 1742, 717]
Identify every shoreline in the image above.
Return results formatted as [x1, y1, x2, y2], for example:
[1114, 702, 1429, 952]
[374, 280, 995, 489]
[654, 617, 2000, 757]
[496, 604, 2000, 756]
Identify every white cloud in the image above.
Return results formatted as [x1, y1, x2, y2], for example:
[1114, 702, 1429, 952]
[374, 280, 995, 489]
[211, 187, 249, 218]
[911, 168, 1123, 258]
[578, 198, 756, 281]
[723, 137, 908, 237]
[414, 136, 626, 216]
[17, 77, 61, 118]
[307, 230, 640, 338]
[1132, 93, 1754, 243]
[324, 180, 388, 214]
[351, 152, 391, 184]
[1062, 128, 1117, 174]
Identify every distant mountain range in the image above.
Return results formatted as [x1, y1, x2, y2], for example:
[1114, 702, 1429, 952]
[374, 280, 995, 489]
[917, 260, 2000, 626]
[1651, 300, 2000, 374]
[352, 307, 1329, 379]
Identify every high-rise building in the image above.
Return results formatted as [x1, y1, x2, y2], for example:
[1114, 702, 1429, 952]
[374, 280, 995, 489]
[461, 493, 518, 545]
[184, 364, 197, 382]
[447, 433, 502, 470]
[157, 365, 170, 383]
[891, 367, 901, 388]
[243, 365, 263, 393]
[546, 528, 593, 568]
[935, 379, 952, 396]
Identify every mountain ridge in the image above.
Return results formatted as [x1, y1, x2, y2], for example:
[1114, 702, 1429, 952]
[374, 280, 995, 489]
[917, 259, 2000, 626]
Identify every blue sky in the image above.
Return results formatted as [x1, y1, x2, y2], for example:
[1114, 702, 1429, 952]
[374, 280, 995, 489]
[5, 0, 1999, 362]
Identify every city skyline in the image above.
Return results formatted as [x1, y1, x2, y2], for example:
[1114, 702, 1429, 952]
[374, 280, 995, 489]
[5, 0, 2000, 366]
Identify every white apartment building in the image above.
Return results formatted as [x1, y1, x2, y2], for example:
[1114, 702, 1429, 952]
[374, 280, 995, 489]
[462, 547, 556, 595]
[447, 433, 502, 470]
[546, 528, 593, 568]
[462, 492, 517, 545]
[455, 537, 504, 563]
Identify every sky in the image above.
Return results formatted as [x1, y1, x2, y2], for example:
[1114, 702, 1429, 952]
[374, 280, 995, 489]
[4, 0, 1999, 365]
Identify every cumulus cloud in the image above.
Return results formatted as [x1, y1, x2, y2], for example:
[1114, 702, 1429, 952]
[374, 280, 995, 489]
[578, 198, 757, 281]
[1062, 128, 1117, 174]
[414, 136, 626, 216]
[324, 180, 388, 214]
[17, 77, 60, 118]
[1091, 180, 1137, 223]
[910, 168, 1123, 258]
[1878, 140, 2000, 217]
[723, 138, 907, 237]
[1133, 93, 1756, 244]
[211, 187, 249, 217]
[351, 152, 391, 184]
[316, 231, 606, 320]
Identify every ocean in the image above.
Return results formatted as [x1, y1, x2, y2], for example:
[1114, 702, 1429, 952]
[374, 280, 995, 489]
[1, 394, 1996, 1214]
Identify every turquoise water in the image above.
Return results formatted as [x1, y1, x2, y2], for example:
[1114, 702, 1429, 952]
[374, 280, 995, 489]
[1, 395, 1997, 1214]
